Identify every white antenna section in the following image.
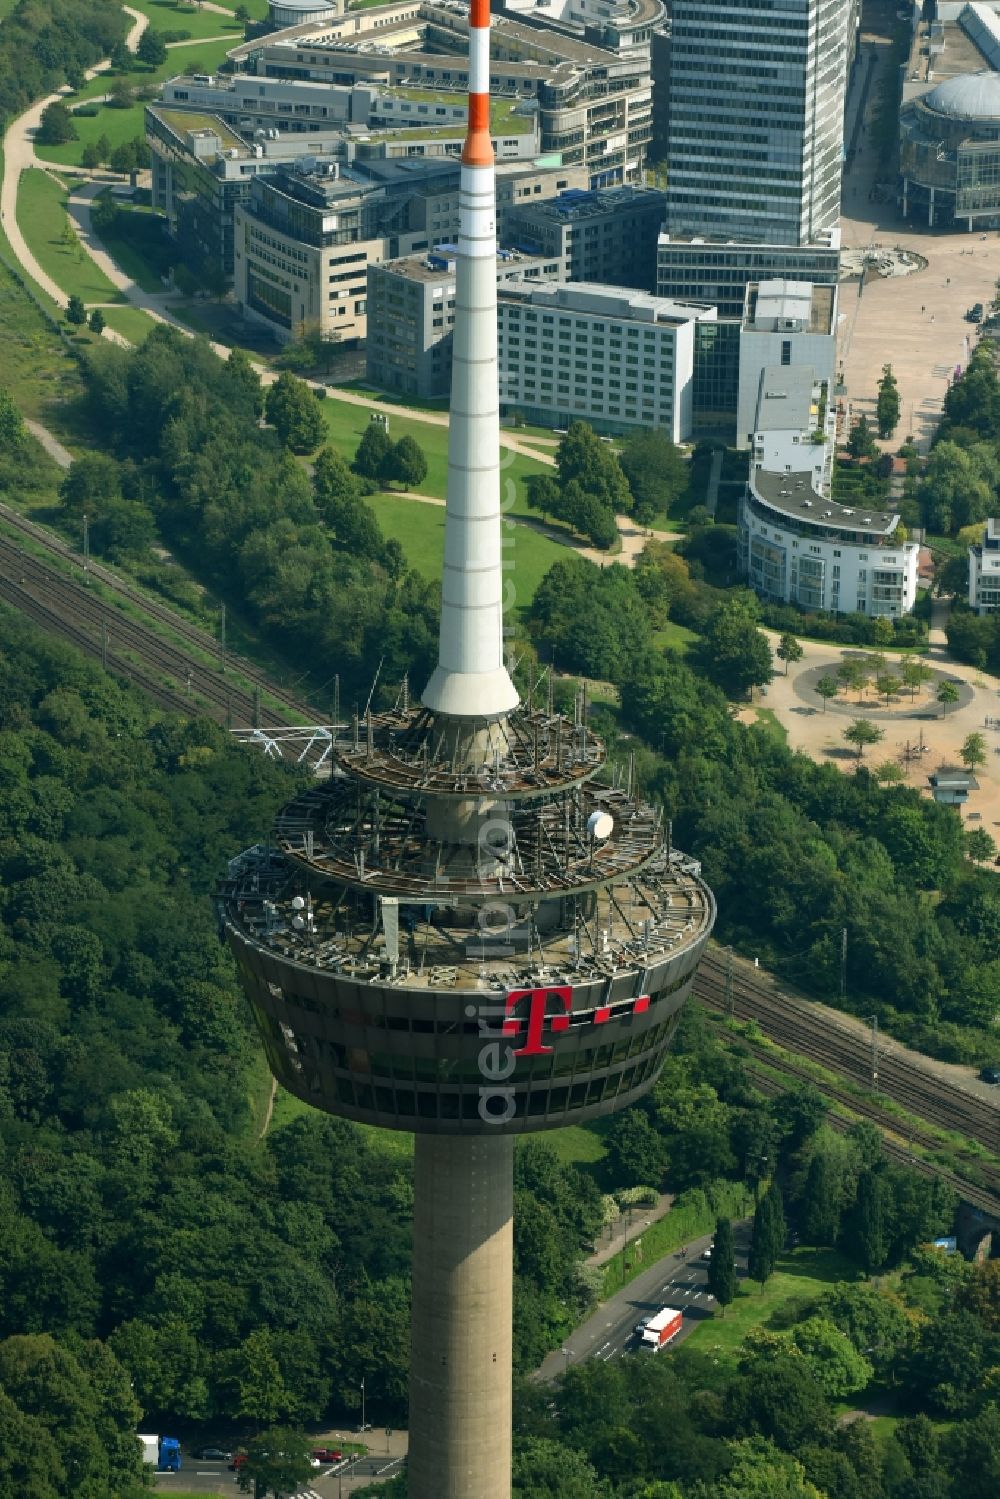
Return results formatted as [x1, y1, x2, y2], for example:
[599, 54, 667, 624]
[420, 0, 519, 723]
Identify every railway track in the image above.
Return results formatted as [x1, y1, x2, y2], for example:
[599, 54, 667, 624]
[694, 950, 1000, 1158]
[0, 504, 317, 733]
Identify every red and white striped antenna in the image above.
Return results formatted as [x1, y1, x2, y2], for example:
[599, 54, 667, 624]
[421, 0, 520, 722]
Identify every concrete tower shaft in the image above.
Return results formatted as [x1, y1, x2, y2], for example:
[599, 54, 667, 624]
[421, 0, 519, 723]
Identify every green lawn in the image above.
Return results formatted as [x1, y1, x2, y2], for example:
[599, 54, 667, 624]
[16, 169, 124, 304]
[681, 1245, 858, 1368]
[99, 305, 159, 341]
[367, 494, 566, 615]
[126, 0, 245, 41]
[36, 38, 236, 170]
[652, 620, 698, 655]
[321, 396, 550, 514]
[752, 706, 789, 744]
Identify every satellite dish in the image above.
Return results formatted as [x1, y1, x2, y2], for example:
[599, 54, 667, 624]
[587, 810, 614, 841]
[292, 914, 306, 931]
[291, 895, 306, 910]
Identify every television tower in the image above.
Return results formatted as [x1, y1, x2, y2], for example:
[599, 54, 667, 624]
[219, 3, 715, 1492]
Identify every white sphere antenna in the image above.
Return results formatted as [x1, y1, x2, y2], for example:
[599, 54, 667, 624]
[587, 810, 614, 841]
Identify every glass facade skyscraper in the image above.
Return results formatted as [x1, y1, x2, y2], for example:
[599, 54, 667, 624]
[665, 0, 851, 245]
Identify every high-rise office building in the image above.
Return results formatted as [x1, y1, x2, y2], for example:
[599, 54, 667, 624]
[665, 0, 851, 246]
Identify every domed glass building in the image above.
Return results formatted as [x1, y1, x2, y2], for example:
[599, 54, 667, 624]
[267, 0, 340, 28]
[900, 71, 1000, 227]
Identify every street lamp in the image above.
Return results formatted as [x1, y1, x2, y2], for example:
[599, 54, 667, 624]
[360, 1376, 366, 1435]
[561, 1346, 571, 1374]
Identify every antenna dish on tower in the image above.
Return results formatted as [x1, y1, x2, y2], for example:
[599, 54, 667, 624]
[587, 810, 614, 841]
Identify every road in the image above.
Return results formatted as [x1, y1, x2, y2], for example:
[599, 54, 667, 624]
[153, 1453, 405, 1496]
[535, 1222, 751, 1381]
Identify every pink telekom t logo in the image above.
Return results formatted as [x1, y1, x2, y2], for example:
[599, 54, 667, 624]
[502, 986, 572, 1057]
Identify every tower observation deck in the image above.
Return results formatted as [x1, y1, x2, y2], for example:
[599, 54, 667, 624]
[219, 3, 714, 1492]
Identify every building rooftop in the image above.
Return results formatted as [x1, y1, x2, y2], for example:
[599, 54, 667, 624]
[151, 106, 246, 152]
[515, 185, 664, 221]
[744, 279, 837, 335]
[752, 469, 898, 537]
[658, 226, 842, 253]
[498, 277, 714, 324]
[754, 364, 817, 429]
[924, 69, 1000, 120]
[375, 247, 554, 283]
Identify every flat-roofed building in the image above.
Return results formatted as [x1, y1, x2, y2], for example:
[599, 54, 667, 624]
[736, 279, 838, 448]
[503, 185, 665, 291]
[969, 517, 1000, 614]
[367, 246, 564, 398]
[657, 228, 842, 320]
[495, 280, 714, 440]
[225, 1, 654, 185]
[739, 366, 918, 618]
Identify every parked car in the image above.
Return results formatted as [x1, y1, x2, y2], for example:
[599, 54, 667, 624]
[980, 1066, 1000, 1084]
[194, 1447, 232, 1461]
[700, 1246, 713, 1261]
[311, 1449, 344, 1463]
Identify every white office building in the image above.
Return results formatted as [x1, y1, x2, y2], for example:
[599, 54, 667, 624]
[496, 280, 715, 440]
[969, 518, 1000, 614]
[739, 366, 919, 618]
[736, 279, 838, 448]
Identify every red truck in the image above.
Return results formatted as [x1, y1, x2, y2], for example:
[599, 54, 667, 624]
[639, 1307, 683, 1352]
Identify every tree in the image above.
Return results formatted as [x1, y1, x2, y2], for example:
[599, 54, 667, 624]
[843, 718, 884, 759]
[618, 428, 687, 524]
[814, 674, 839, 713]
[837, 657, 869, 702]
[715, 1438, 823, 1499]
[874, 759, 905, 786]
[88, 309, 105, 336]
[708, 1216, 736, 1315]
[59, 453, 121, 517]
[383, 434, 427, 489]
[110, 40, 132, 73]
[776, 633, 803, 675]
[354, 420, 392, 480]
[555, 421, 631, 514]
[136, 28, 167, 67]
[37, 102, 77, 145]
[109, 140, 138, 177]
[847, 414, 878, 460]
[789, 1316, 874, 1398]
[95, 133, 112, 166]
[238, 1426, 313, 1499]
[65, 295, 87, 327]
[961, 732, 987, 771]
[748, 1184, 785, 1288]
[875, 671, 902, 706]
[842, 1168, 891, 1272]
[526, 473, 561, 522]
[876, 364, 901, 439]
[937, 680, 960, 717]
[235, 3, 251, 21]
[966, 827, 997, 863]
[901, 657, 932, 699]
[0, 388, 27, 449]
[226, 346, 264, 417]
[800, 1152, 842, 1245]
[698, 596, 773, 699]
[604, 1109, 667, 1189]
[80, 141, 102, 170]
[264, 372, 324, 453]
[107, 75, 134, 108]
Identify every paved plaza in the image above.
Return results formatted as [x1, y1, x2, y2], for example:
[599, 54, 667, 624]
[839, 36, 1000, 450]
